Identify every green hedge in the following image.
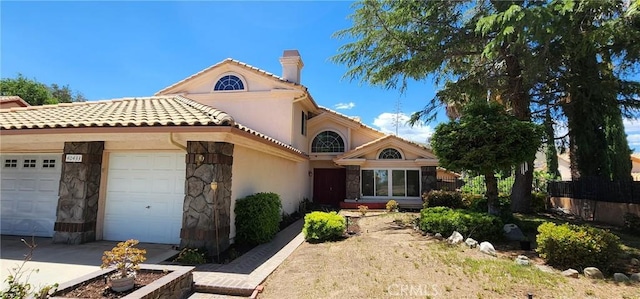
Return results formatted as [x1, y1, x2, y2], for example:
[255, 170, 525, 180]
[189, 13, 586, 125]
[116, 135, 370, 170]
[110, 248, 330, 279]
[234, 192, 282, 246]
[302, 211, 346, 242]
[536, 222, 622, 272]
[423, 190, 466, 209]
[419, 207, 503, 241]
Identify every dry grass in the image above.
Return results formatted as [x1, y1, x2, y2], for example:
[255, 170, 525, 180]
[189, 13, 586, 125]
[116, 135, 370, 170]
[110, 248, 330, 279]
[260, 212, 640, 299]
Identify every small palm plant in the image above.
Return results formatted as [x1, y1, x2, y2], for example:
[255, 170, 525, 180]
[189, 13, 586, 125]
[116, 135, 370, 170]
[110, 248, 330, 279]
[101, 239, 146, 291]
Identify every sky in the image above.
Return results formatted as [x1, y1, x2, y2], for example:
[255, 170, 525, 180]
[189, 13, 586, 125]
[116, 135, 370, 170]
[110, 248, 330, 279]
[1, 1, 639, 151]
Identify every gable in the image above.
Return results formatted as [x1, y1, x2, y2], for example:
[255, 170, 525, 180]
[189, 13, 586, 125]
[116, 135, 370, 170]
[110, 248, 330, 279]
[156, 60, 299, 95]
[334, 135, 438, 167]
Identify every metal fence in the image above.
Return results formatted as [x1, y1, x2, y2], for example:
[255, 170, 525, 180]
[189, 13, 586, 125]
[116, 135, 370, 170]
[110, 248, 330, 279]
[547, 179, 640, 204]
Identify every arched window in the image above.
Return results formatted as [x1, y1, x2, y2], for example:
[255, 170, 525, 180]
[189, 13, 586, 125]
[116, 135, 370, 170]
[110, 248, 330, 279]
[214, 75, 245, 91]
[378, 148, 402, 159]
[311, 131, 345, 153]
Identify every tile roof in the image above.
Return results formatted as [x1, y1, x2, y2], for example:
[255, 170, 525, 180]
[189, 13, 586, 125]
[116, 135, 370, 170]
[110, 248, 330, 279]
[316, 106, 384, 135]
[338, 135, 433, 160]
[0, 96, 30, 107]
[0, 95, 304, 156]
[0, 96, 234, 130]
[155, 58, 303, 95]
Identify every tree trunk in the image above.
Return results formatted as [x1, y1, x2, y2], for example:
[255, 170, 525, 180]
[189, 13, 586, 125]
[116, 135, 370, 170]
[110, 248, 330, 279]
[511, 161, 533, 213]
[485, 172, 500, 216]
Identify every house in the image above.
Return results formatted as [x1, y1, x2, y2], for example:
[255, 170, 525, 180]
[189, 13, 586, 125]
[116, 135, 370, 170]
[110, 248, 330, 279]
[535, 152, 640, 181]
[0, 50, 442, 254]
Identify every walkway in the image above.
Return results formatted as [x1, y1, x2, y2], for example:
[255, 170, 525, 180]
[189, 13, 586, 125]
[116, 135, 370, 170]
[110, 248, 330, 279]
[189, 219, 305, 298]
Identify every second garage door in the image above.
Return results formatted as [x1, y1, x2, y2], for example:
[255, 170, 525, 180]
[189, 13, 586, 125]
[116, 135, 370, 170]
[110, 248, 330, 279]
[103, 152, 185, 244]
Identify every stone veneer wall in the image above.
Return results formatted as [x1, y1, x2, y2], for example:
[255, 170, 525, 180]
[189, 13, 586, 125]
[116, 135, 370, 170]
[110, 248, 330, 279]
[180, 141, 233, 257]
[421, 166, 437, 195]
[345, 165, 360, 200]
[53, 141, 104, 244]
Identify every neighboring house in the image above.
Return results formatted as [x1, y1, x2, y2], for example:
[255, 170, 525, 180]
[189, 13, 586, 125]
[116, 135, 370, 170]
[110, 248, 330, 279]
[0, 50, 442, 254]
[535, 152, 640, 181]
[0, 96, 30, 109]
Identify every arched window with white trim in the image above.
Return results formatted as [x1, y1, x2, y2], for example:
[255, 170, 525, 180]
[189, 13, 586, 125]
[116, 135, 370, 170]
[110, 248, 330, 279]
[311, 131, 345, 153]
[214, 75, 245, 91]
[378, 148, 402, 159]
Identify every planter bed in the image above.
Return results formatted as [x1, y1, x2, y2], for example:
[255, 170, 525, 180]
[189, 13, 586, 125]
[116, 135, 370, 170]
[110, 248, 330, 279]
[52, 264, 194, 299]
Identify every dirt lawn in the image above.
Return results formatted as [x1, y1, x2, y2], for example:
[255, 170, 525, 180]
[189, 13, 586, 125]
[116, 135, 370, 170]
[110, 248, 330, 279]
[260, 212, 639, 299]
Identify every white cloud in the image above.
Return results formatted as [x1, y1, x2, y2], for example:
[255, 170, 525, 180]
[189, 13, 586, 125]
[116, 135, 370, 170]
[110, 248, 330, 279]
[334, 102, 355, 110]
[373, 112, 433, 144]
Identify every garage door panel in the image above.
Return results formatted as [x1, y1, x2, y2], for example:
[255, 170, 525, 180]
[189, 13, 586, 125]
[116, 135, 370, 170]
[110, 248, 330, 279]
[18, 179, 37, 191]
[39, 178, 58, 192]
[1, 179, 17, 191]
[104, 152, 184, 244]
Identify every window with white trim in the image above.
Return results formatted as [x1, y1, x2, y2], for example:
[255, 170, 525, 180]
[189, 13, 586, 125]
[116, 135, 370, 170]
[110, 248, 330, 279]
[43, 159, 56, 168]
[361, 169, 420, 197]
[311, 131, 345, 153]
[378, 148, 402, 159]
[214, 75, 244, 91]
[4, 159, 17, 168]
[23, 159, 37, 168]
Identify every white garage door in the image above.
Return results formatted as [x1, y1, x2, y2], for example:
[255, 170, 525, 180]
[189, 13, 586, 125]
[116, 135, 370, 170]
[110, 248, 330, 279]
[0, 154, 61, 237]
[104, 152, 185, 244]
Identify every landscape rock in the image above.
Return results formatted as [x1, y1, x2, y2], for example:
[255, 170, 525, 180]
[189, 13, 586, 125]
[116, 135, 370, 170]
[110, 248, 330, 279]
[561, 269, 579, 278]
[479, 241, 497, 257]
[447, 231, 464, 244]
[630, 273, 640, 282]
[583, 267, 604, 279]
[613, 273, 630, 283]
[503, 223, 526, 241]
[465, 238, 478, 248]
[514, 255, 530, 266]
[535, 265, 555, 273]
[631, 258, 639, 266]
[434, 233, 443, 240]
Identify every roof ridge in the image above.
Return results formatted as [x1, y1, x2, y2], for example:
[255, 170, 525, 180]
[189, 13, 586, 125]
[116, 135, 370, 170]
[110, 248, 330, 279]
[174, 95, 234, 125]
[154, 57, 305, 95]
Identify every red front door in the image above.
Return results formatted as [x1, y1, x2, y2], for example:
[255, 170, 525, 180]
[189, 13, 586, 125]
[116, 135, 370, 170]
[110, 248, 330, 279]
[313, 168, 346, 207]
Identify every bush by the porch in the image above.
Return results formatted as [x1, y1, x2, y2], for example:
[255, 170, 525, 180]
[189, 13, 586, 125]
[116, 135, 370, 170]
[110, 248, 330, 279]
[423, 190, 466, 209]
[302, 211, 346, 242]
[536, 222, 622, 273]
[419, 207, 503, 241]
[235, 192, 282, 246]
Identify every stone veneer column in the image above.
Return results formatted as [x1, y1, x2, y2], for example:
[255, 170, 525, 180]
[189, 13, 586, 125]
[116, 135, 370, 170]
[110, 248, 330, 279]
[421, 166, 437, 195]
[180, 141, 233, 257]
[53, 141, 104, 244]
[345, 165, 361, 199]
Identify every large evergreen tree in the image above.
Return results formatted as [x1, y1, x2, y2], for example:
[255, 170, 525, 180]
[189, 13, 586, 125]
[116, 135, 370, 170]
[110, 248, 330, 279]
[0, 74, 86, 105]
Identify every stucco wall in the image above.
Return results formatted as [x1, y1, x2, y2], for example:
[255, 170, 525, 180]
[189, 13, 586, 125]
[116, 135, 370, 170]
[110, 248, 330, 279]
[549, 196, 640, 227]
[230, 145, 310, 240]
[188, 93, 294, 145]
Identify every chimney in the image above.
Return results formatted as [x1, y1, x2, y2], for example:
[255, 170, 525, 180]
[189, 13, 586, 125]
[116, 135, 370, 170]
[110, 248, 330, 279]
[279, 50, 304, 84]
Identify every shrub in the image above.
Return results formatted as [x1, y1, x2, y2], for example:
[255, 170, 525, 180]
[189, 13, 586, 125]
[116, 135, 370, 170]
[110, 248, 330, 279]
[419, 207, 503, 241]
[623, 213, 640, 233]
[423, 190, 465, 209]
[235, 192, 282, 246]
[531, 192, 547, 212]
[173, 247, 207, 264]
[386, 200, 399, 212]
[466, 194, 511, 216]
[358, 205, 369, 216]
[536, 222, 622, 272]
[303, 211, 346, 242]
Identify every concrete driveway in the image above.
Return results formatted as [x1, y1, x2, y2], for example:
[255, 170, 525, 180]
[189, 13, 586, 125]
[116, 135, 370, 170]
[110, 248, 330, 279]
[0, 235, 178, 289]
